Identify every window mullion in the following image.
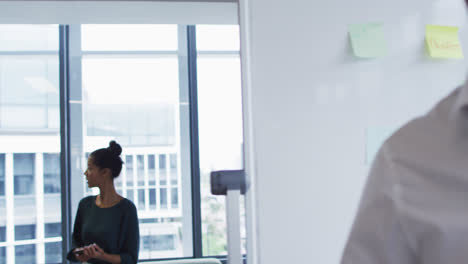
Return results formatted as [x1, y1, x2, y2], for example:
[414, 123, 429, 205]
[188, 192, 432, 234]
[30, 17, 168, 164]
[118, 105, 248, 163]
[58, 24, 72, 264]
[186, 25, 203, 259]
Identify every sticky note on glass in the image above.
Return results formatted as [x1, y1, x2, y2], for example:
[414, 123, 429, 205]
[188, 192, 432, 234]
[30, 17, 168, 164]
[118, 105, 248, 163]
[426, 25, 464, 59]
[349, 23, 387, 58]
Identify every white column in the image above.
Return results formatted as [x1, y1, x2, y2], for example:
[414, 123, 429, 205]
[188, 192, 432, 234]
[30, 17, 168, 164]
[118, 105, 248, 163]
[238, 1, 259, 263]
[35, 153, 45, 264]
[5, 153, 14, 264]
[226, 189, 242, 264]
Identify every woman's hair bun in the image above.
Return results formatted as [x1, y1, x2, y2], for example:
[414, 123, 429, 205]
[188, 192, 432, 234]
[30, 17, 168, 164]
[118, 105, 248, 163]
[108, 140, 122, 156]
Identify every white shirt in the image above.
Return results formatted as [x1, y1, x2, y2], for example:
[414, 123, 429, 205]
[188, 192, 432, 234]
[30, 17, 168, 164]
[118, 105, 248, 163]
[341, 82, 468, 264]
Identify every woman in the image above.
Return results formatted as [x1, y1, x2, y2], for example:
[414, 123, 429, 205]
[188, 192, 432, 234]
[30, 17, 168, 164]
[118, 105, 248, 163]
[67, 141, 139, 264]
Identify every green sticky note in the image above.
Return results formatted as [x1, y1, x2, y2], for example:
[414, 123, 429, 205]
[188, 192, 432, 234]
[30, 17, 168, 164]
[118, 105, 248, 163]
[426, 25, 464, 59]
[349, 23, 387, 58]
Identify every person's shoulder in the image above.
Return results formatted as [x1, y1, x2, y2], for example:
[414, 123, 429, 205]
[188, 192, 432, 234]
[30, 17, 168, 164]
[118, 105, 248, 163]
[386, 108, 447, 151]
[381, 87, 457, 164]
[78, 195, 96, 207]
[382, 117, 437, 160]
[120, 198, 137, 212]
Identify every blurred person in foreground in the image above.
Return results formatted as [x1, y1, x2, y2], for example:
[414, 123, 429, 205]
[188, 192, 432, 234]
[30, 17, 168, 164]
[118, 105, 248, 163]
[341, 2, 468, 263]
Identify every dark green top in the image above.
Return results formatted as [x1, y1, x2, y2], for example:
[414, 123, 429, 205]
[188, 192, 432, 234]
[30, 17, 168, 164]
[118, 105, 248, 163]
[66, 196, 140, 264]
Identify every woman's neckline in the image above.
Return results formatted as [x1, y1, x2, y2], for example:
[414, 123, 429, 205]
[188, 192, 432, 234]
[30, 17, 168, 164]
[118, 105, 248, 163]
[93, 195, 124, 209]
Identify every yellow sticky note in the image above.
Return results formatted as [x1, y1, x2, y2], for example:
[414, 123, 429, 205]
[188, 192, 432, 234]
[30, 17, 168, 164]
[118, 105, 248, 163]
[349, 23, 387, 58]
[426, 25, 464, 59]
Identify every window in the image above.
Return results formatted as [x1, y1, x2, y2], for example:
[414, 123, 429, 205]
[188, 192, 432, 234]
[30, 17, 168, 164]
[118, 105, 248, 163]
[138, 189, 145, 210]
[142, 234, 176, 251]
[126, 155, 134, 187]
[0, 25, 62, 264]
[115, 170, 123, 188]
[149, 188, 157, 210]
[196, 25, 240, 51]
[0, 247, 5, 264]
[45, 242, 62, 264]
[44, 153, 60, 194]
[0, 155, 4, 248]
[137, 155, 145, 186]
[0, 26, 59, 131]
[15, 224, 35, 240]
[0, 154, 4, 196]
[0, 226, 5, 242]
[15, 244, 35, 263]
[160, 188, 168, 209]
[127, 189, 134, 204]
[81, 25, 177, 51]
[159, 154, 167, 185]
[13, 154, 35, 195]
[0, 25, 58, 51]
[0, 23, 243, 263]
[196, 25, 246, 256]
[148, 154, 156, 185]
[45, 223, 61, 238]
[170, 153, 178, 185]
[171, 187, 179, 209]
[75, 24, 193, 260]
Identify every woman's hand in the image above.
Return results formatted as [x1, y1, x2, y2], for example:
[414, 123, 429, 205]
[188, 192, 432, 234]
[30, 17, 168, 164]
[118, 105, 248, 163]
[74, 247, 91, 262]
[90, 243, 107, 260]
[75, 243, 107, 262]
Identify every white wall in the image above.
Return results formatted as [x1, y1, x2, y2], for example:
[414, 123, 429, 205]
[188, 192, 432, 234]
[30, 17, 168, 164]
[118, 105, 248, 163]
[239, 0, 468, 263]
